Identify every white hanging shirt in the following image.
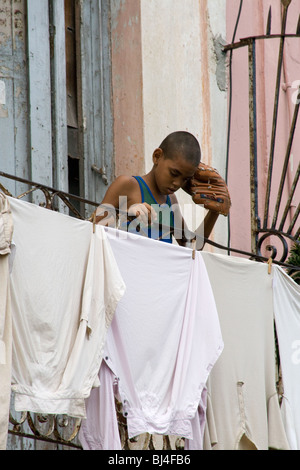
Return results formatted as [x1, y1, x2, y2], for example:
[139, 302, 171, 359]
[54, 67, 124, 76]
[273, 265, 300, 450]
[9, 198, 125, 418]
[201, 251, 290, 450]
[102, 227, 223, 444]
[79, 360, 122, 450]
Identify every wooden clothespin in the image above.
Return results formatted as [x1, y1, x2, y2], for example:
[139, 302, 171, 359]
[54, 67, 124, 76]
[192, 239, 196, 260]
[267, 257, 273, 275]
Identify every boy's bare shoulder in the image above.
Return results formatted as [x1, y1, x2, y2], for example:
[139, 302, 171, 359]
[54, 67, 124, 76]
[114, 175, 138, 189]
[101, 175, 141, 207]
[110, 175, 140, 197]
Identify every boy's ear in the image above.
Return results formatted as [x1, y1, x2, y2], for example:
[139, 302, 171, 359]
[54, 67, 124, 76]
[153, 148, 164, 165]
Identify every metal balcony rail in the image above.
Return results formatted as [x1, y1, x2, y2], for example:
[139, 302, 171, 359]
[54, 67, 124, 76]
[1, 170, 299, 272]
[224, 0, 299, 270]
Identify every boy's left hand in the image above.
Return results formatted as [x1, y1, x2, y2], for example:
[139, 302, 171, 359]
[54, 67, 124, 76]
[183, 162, 231, 216]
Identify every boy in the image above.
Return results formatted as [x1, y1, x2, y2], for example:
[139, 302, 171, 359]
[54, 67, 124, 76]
[94, 131, 230, 248]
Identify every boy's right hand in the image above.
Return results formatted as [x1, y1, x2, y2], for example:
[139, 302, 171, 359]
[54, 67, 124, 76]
[128, 203, 157, 226]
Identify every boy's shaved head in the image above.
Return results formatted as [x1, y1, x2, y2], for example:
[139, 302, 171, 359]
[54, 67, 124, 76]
[159, 131, 201, 167]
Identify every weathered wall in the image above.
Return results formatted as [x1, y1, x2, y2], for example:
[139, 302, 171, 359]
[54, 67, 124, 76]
[0, 0, 115, 209]
[0, 0, 66, 205]
[0, 0, 29, 197]
[139, 0, 228, 243]
[110, 0, 145, 178]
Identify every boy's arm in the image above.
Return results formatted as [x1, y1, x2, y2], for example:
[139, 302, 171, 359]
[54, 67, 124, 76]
[170, 194, 218, 249]
[194, 211, 219, 250]
[181, 162, 231, 249]
[94, 175, 156, 226]
[169, 194, 189, 247]
[93, 176, 127, 226]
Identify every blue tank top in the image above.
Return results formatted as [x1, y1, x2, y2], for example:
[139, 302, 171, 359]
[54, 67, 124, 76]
[124, 176, 174, 243]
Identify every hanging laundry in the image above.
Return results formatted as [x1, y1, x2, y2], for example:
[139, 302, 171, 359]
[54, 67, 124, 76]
[0, 255, 12, 451]
[273, 265, 300, 450]
[0, 193, 14, 450]
[79, 361, 122, 450]
[9, 197, 125, 419]
[0, 193, 13, 256]
[200, 251, 290, 450]
[79, 227, 223, 450]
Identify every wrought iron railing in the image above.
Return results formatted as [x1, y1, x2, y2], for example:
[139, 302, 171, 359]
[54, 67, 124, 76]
[224, 0, 300, 269]
[9, 404, 82, 450]
[1, 170, 299, 271]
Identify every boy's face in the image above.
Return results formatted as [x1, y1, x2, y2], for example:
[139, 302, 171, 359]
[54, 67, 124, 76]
[153, 149, 197, 195]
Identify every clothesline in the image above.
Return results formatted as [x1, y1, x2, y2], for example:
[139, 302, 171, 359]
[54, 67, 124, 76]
[98, 206, 300, 272]
[0, 170, 299, 272]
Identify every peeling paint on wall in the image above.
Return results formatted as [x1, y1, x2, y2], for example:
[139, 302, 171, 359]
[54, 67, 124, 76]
[213, 34, 227, 92]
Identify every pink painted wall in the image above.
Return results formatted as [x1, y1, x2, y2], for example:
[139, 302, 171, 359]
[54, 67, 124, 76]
[227, 0, 300, 260]
[110, 0, 145, 178]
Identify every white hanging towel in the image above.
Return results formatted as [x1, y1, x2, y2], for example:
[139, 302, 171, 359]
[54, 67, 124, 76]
[9, 198, 125, 418]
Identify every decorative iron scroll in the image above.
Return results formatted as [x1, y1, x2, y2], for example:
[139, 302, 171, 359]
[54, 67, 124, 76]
[0, 171, 99, 219]
[8, 394, 184, 450]
[9, 405, 82, 449]
[224, 0, 300, 268]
